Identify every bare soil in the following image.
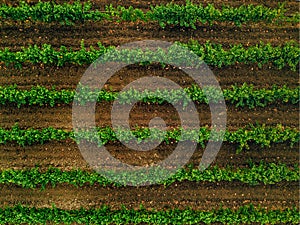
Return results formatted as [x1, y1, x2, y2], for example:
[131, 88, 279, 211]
[0, 103, 299, 130]
[0, 182, 298, 210]
[1, 21, 298, 50]
[0, 64, 299, 90]
[0, 141, 298, 171]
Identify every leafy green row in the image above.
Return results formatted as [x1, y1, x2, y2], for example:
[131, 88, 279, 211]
[1, 1, 296, 27]
[0, 162, 299, 188]
[0, 124, 298, 152]
[0, 84, 298, 109]
[0, 204, 298, 224]
[0, 40, 299, 70]
[0, 0, 109, 25]
[106, 2, 290, 28]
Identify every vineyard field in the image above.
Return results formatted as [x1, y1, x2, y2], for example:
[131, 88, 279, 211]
[0, 0, 299, 224]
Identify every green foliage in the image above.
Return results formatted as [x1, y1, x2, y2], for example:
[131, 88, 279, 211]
[0, 84, 298, 108]
[0, 124, 70, 146]
[0, 204, 298, 224]
[224, 124, 300, 152]
[219, 3, 285, 25]
[0, 1, 109, 25]
[0, 124, 298, 152]
[106, 4, 146, 22]
[285, 12, 300, 23]
[1, 1, 297, 28]
[0, 40, 298, 70]
[180, 40, 300, 70]
[0, 41, 112, 68]
[148, 1, 285, 28]
[0, 85, 75, 107]
[0, 162, 298, 188]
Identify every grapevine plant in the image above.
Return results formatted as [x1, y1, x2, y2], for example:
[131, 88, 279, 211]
[0, 124, 298, 153]
[1, 1, 297, 27]
[0, 162, 298, 188]
[0, 204, 298, 224]
[0, 40, 299, 70]
[0, 84, 298, 108]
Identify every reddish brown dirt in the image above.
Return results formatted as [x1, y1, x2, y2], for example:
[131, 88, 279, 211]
[0, 182, 298, 210]
[0, 0, 298, 216]
[0, 64, 299, 90]
[1, 21, 298, 50]
[0, 141, 298, 171]
[0, 104, 299, 130]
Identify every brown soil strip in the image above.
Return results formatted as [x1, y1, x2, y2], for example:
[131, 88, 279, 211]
[0, 64, 298, 90]
[0, 104, 298, 130]
[0, 141, 298, 171]
[1, 20, 298, 50]
[0, 182, 298, 210]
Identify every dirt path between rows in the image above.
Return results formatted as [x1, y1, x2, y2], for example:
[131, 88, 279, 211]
[0, 141, 298, 171]
[1, 103, 298, 130]
[1, 20, 298, 50]
[0, 64, 298, 90]
[0, 182, 298, 211]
